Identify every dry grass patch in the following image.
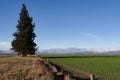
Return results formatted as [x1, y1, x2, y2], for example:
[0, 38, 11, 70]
[0, 56, 34, 80]
[0, 55, 58, 80]
[0, 55, 83, 80]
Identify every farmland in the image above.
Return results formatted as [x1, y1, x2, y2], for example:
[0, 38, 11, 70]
[41, 54, 120, 79]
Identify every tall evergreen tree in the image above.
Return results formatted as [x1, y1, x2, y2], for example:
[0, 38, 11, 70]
[11, 4, 37, 56]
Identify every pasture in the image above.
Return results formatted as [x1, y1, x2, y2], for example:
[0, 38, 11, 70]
[40, 54, 120, 79]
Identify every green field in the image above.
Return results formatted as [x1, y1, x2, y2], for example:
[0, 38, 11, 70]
[40, 54, 120, 79]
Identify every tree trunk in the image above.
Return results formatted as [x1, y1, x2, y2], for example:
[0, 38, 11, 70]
[22, 53, 27, 57]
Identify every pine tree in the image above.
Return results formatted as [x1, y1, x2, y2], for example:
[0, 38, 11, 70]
[11, 4, 37, 56]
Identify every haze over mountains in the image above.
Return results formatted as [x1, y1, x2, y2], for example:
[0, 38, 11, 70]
[0, 50, 14, 54]
[39, 48, 120, 54]
[1, 48, 120, 54]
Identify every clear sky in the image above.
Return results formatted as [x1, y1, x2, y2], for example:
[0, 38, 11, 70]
[0, 0, 120, 50]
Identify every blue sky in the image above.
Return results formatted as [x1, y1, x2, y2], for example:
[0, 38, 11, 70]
[0, 0, 120, 50]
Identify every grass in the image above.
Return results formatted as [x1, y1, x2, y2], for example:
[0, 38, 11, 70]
[40, 54, 120, 79]
[1, 54, 120, 79]
[1, 54, 78, 80]
[0, 54, 79, 80]
[0, 56, 34, 80]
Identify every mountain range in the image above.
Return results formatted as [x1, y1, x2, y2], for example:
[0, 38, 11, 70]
[0, 50, 14, 54]
[38, 48, 120, 54]
[1, 48, 120, 54]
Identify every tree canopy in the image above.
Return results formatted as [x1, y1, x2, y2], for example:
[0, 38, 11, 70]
[11, 4, 37, 56]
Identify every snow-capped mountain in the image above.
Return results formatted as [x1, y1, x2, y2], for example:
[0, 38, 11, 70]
[0, 50, 14, 54]
[39, 48, 120, 54]
[1, 48, 120, 54]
